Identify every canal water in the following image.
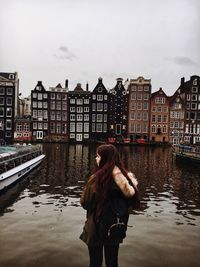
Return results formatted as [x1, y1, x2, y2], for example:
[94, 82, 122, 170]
[0, 144, 200, 267]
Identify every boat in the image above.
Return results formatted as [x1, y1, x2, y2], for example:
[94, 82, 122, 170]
[0, 145, 45, 192]
[172, 144, 200, 163]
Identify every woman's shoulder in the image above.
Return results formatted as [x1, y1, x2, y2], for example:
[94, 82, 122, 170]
[112, 166, 137, 198]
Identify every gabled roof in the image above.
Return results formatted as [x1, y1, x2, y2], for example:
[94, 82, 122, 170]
[56, 83, 62, 88]
[92, 78, 107, 93]
[151, 87, 168, 98]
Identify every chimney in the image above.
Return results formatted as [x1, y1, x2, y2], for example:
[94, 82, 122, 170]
[98, 77, 103, 83]
[86, 82, 89, 91]
[65, 79, 68, 88]
[181, 77, 185, 85]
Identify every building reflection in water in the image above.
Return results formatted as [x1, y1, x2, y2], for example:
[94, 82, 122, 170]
[0, 144, 200, 222]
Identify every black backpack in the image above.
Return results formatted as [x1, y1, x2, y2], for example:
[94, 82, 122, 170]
[97, 197, 129, 242]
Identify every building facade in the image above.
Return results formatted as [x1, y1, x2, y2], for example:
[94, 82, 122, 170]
[169, 91, 185, 145]
[109, 78, 129, 141]
[48, 82, 68, 141]
[68, 83, 91, 142]
[150, 88, 170, 142]
[91, 78, 109, 141]
[128, 76, 151, 141]
[177, 75, 200, 144]
[0, 72, 19, 144]
[14, 117, 32, 142]
[31, 81, 48, 141]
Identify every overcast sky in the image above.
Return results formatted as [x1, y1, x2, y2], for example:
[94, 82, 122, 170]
[0, 0, 199, 97]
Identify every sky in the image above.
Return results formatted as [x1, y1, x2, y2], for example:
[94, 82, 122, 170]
[0, 0, 200, 97]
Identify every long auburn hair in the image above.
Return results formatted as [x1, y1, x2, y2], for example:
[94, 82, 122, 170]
[93, 144, 132, 218]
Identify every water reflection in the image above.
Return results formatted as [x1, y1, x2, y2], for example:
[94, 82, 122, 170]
[0, 144, 200, 267]
[1, 144, 200, 225]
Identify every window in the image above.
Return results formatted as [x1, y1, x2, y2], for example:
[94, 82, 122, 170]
[24, 124, 29, 132]
[155, 97, 165, 104]
[56, 94, 61, 100]
[157, 115, 162, 123]
[6, 120, 12, 129]
[32, 101, 37, 108]
[98, 87, 103, 92]
[152, 114, 156, 123]
[33, 110, 37, 118]
[138, 86, 143, 91]
[77, 123, 83, 132]
[77, 107, 83, 113]
[163, 115, 167, 123]
[96, 123, 103, 132]
[50, 93, 56, 99]
[56, 123, 61, 134]
[38, 110, 43, 118]
[191, 94, 197, 101]
[163, 125, 167, 133]
[104, 95, 108, 100]
[77, 114, 83, 121]
[137, 112, 142, 120]
[92, 95, 96, 100]
[0, 107, 4, 116]
[157, 106, 162, 112]
[144, 94, 149, 100]
[84, 114, 89, 121]
[51, 111, 55, 120]
[192, 87, 198, 92]
[186, 103, 190, 109]
[62, 101, 67, 110]
[143, 124, 148, 133]
[62, 111, 67, 121]
[92, 114, 95, 122]
[137, 93, 142, 100]
[70, 123, 75, 132]
[70, 99, 75, 104]
[43, 110, 48, 119]
[97, 103, 103, 111]
[38, 93, 42, 100]
[43, 93, 47, 99]
[152, 106, 156, 112]
[131, 102, 136, 110]
[51, 101, 55, 109]
[62, 94, 67, 100]
[7, 88, 13, 95]
[84, 99, 89, 104]
[137, 102, 142, 110]
[6, 108, 12, 117]
[77, 99, 83, 105]
[97, 114, 103, 122]
[6, 131, 11, 137]
[131, 93, 136, 100]
[16, 124, 22, 131]
[143, 112, 148, 121]
[193, 79, 198, 85]
[152, 125, 156, 133]
[56, 111, 61, 120]
[104, 114, 107, 122]
[38, 123, 43, 129]
[187, 94, 190, 101]
[131, 85, 136, 91]
[143, 102, 148, 110]
[57, 101, 61, 110]
[130, 112, 135, 120]
[0, 97, 4, 105]
[191, 103, 197, 110]
[70, 107, 75, 112]
[136, 123, 141, 133]
[84, 123, 89, 132]
[0, 120, 4, 130]
[144, 86, 149, 91]
[43, 102, 48, 108]
[38, 102, 42, 108]
[92, 103, 96, 111]
[84, 107, 89, 112]
[0, 87, 5, 94]
[104, 103, 107, 111]
[44, 123, 48, 130]
[97, 95, 103, 101]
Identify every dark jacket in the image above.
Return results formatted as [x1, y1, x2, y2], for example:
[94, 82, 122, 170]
[80, 167, 137, 246]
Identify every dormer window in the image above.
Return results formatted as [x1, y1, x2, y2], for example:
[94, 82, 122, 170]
[193, 78, 197, 85]
[9, 74, 14, 79]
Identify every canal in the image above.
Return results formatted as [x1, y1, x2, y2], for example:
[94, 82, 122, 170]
[0, 144, 200, 267]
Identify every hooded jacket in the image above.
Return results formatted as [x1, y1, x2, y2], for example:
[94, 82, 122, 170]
[80, 166, 138, 246]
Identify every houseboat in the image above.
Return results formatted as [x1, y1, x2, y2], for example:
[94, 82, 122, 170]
[172, 144, 200, 163]
[0, 145, 45, 192]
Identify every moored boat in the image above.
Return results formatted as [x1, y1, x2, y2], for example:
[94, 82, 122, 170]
[172, 144, 200, 163]
[0, 145, 45, 192]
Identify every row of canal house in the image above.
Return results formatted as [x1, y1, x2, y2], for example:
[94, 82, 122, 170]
[1, 72, 199, 145]
[30, 75, 200, 144]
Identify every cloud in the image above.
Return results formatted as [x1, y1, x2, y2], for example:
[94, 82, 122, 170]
[173, 56, 198, 66]
[54, 46, 77, 61]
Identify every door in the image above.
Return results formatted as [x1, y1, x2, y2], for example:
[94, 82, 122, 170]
[36, 131, 43, 139]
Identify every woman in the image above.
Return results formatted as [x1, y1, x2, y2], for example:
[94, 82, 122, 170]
[80, 144, 138, 267]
